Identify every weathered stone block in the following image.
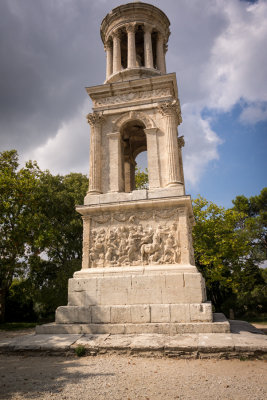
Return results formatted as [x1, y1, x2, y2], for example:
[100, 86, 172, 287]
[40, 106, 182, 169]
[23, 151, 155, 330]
[130, 305, 151, 323]
[56, 306, 91, 324]
[124, 323, 171, 335]
[151, 304, 170, 323]
[68, 291, 85, 307]
[129, 275, 163, 304]
[189, 303, 212, 322]
[110, 305, 132, 323]
[170, 304, 190, 322]
[91, 306, 111, 323]
[68, 278, 98, 302]
[184, 273, 203, 289]
[162, 274, 185, 303]
[98, 276, 131, 305]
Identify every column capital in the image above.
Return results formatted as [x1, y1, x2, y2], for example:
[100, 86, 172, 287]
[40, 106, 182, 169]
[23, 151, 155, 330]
[144, 127, 158, 135]
[86, 112, 105, 127]
[164, 43, 168, 54]
[178, 135, 185, 148]
[104, 41, 112, 52]
[158, 100, 182, 125]
[144, 23, 153, 34]
[111, 29, 122, 40]
[125, 23, 136, 33]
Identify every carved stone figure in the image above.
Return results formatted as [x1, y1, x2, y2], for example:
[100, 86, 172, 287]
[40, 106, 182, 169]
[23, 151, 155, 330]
[88, 212, 181, 267]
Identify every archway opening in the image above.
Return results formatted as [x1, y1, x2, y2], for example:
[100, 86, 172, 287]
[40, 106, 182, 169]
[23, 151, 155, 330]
[121, 119, 147, 192]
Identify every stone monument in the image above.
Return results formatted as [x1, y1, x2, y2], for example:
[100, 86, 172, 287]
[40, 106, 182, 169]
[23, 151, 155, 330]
[37, 2, 229, 335]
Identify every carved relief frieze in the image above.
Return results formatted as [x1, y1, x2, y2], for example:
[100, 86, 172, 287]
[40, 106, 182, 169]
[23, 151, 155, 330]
[93, 88, 172, 107]
[88, 208, 181, 268]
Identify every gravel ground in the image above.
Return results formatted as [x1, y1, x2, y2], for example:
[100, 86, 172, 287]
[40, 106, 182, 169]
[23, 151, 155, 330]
[0, 329, 35, 340]
[0, 354, 266, 400]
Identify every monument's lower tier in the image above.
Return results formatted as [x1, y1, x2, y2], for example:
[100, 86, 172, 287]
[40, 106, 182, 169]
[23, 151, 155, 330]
[36, 314, 230, 335]
[36, 265, 230, 334]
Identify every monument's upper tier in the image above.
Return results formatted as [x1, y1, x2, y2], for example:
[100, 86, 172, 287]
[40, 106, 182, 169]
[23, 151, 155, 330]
[100, 2, 170, 83]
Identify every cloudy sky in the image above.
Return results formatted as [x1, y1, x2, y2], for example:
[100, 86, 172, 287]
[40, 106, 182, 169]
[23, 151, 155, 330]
[0, 0, 266, 207]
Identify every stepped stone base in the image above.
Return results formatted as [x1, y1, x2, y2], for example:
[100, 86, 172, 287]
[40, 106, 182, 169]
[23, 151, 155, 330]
[36, 266, 230, 335]
[36, 313, 230, 335]
[55, 303, 213, 325]
[68, 265, 208, 308]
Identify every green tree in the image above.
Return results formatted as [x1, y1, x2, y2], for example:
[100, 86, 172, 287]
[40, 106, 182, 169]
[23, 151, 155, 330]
[27, 171, 88, 318]
[0, 150, 88, 322]
[0, 150, 41, 322]
[192, 193, 266, 316]
[135, 166, 149, 190]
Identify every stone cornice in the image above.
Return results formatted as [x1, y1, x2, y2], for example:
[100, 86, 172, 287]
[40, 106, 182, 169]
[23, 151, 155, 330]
[77, 194, 194, 221]
[101, 3, 170, 44]
[86, 73, 180, 112]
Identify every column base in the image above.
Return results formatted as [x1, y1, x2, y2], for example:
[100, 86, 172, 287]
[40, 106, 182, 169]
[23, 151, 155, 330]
[86, 190, 102, 196]
[166, 181, 183, 187]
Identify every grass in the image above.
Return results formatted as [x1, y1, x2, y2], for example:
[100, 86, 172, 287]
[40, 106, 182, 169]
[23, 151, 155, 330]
[0, 322, 37, 331]
[75, 345, 86, 357]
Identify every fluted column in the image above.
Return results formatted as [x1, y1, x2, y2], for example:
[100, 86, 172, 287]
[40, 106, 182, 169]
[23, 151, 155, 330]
[87, 113, 104, 194]
[144, 24, 153, 69]
[104, 41, 113, 79]
[156, 32, 166, 73]
[158, 101, 182, 186]
[144, 128, 160, 188]
[126, 23, 136, 68]
[178, 136, 185, 185]
[163, 42, 168, 74]
[112, 30, 122, 73]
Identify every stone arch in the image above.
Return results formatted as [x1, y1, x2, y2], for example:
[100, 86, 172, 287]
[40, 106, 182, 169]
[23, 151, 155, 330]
[112, 111, 155, 193]
[112, 111, 156, 133]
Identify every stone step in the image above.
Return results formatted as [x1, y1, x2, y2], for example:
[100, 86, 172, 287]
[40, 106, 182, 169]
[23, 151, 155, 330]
[36, 313, 230, 335]
[55, 302, 213, 324]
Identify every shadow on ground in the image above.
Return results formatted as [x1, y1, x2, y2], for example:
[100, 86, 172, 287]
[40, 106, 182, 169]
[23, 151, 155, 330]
[0, 356, 115, 399]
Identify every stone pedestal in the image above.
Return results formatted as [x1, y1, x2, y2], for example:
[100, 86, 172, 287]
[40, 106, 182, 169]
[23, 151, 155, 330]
[37, 192, 230, 335]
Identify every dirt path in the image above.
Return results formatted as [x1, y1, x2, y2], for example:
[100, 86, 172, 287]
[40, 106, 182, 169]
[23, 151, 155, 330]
[0, 354, 266, 400]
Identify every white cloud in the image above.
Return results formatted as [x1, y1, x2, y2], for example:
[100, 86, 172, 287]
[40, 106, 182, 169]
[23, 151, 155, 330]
[180, 104, 222, 186]
[203, 0, 267, 110]
[240, 102, 267, 124]
[167, 0, 267, 186]
[23, 100, 90, 176]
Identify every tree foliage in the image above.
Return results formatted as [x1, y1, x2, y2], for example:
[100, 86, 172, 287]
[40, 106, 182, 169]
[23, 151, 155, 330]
[0, 150, 88, 322]
[135, 166, 149, 190]
[193, 191, 267, 317]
